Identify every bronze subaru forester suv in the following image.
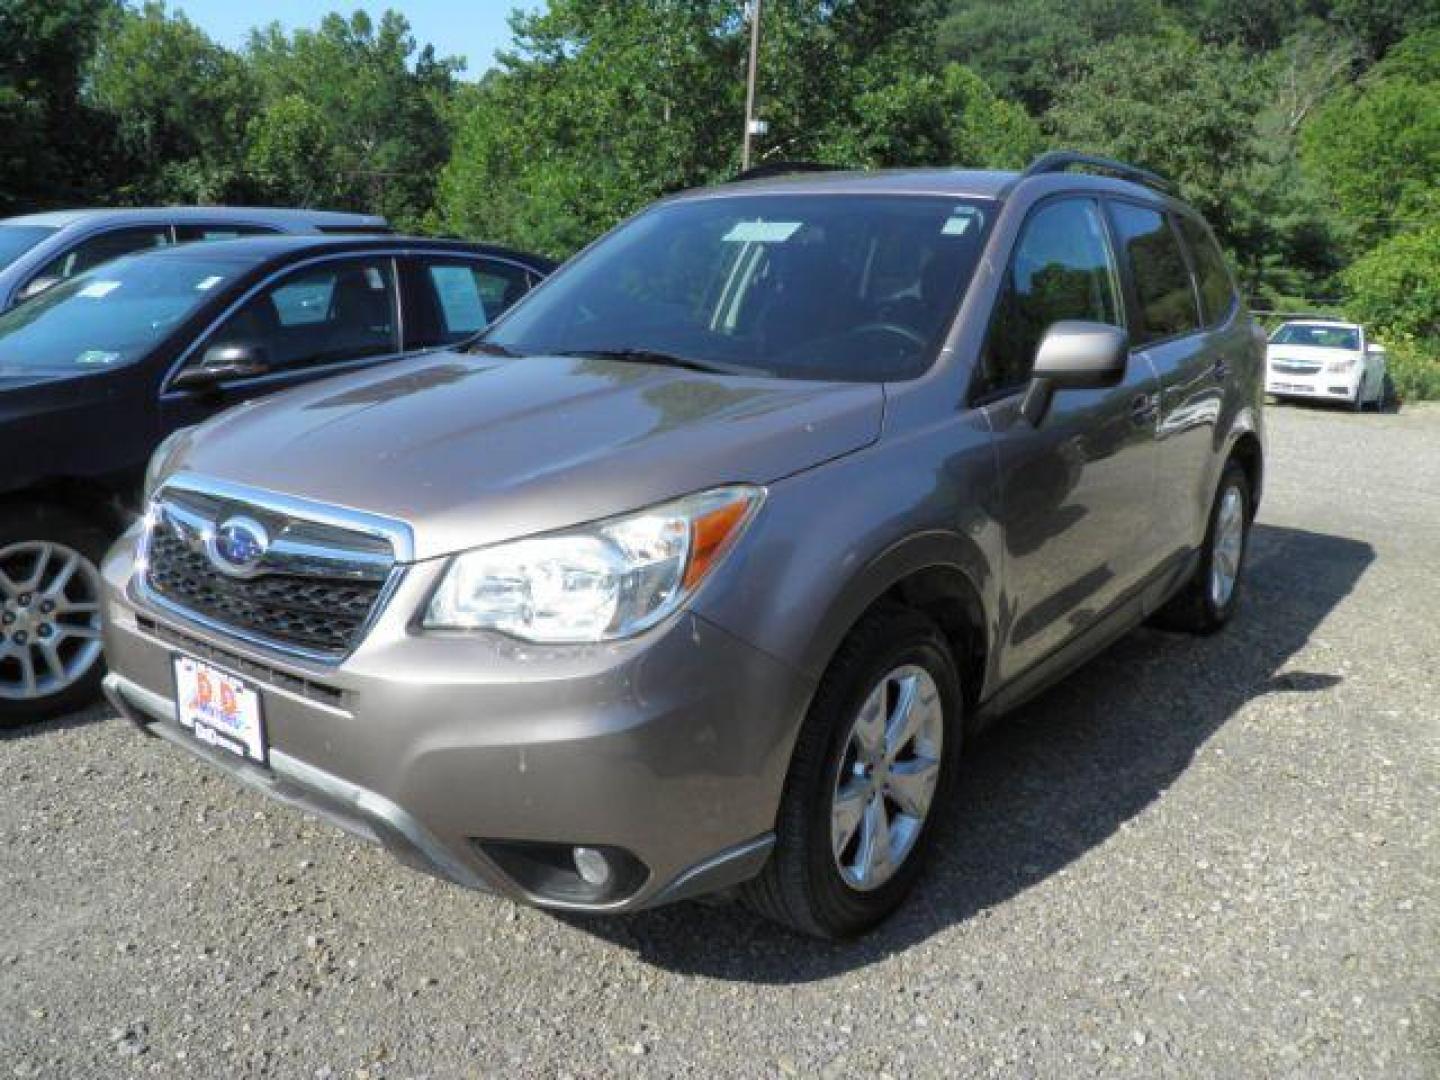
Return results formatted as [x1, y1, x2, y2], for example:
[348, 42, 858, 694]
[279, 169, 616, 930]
[102, 153, 1265, 938]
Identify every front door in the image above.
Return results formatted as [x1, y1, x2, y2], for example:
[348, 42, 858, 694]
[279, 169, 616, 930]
[976, 197, 1162, 682]
[159, 255, 403, 431]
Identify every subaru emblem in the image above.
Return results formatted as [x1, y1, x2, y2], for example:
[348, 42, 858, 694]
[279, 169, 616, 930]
[207, 515, 270, 577]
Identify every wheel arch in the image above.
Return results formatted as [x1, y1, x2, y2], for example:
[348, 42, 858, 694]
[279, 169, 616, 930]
[799, 530, 996, 731]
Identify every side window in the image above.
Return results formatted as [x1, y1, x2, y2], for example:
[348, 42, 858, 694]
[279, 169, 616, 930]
[980, 198, 1121, 396]
[1177, 216, 1236, 326]
[1108, 203, 1201, 344]
[33, 226, 171, 283]
[198, 259, 398, 378]
[416, 258, 534, 346]
[174, 224, 279, 243]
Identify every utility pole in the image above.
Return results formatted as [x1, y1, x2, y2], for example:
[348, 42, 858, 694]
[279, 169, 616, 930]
[741, 0, 765, 171]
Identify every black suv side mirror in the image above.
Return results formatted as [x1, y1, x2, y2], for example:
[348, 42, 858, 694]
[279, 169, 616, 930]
[171, 343, 271, 392]
[1020, 321, 1129, 426]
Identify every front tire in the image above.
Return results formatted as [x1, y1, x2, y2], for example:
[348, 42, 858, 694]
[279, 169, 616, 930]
[741, 604, 962, 938]
[1151, 461, 1252, 635]
[0, 504, 110, 725]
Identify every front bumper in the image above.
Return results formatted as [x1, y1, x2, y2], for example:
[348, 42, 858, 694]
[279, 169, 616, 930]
[101, 527, 812, 913]
[1266, 368, 1358, 401]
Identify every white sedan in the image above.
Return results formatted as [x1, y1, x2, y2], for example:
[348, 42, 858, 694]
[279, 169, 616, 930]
[1265, 319, 1388, 410]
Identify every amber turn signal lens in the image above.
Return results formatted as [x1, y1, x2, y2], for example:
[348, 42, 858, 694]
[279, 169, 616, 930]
[683, 492, 760, 590]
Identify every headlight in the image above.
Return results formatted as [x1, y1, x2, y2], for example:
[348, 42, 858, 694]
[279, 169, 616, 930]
[423, 485, 765, 642]
[143, 426, 194, 503]
[1327, 356, 1357, 373]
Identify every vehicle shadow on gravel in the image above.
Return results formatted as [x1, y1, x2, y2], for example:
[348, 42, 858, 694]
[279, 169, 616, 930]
[567, 523, 1374, 981]
[0, 702, 112, 741]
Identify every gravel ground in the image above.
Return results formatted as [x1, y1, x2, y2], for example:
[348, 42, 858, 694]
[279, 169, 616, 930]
[3, 402, 1438, 1079]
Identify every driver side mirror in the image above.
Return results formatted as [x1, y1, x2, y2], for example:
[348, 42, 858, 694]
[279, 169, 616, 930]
[17, 275, 61, 303]
[171, 343, 271, 392]
[1020, 321, 1129, 426]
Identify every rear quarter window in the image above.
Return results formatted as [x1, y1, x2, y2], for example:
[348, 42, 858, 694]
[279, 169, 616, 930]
[1177, 216, 1236, 326]
[1108, 202, 1200, 344]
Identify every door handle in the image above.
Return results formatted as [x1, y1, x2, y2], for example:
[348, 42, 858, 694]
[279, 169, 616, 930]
[1212, 357, 1230, 380]
[1130, 393, 1157, 425]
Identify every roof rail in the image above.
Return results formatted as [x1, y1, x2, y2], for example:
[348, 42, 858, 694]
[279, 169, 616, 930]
[1020, 151, 1173, 194]
[730, 161, 843, 183]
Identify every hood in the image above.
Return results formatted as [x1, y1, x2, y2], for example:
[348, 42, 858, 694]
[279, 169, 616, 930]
[1266, 344, 1357, 365]
[171, 352, 884, 560]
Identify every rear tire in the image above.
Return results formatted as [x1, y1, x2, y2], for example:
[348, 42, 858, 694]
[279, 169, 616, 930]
[1150, 461, 1251, 635]
[0, 504, 111, 726]
[741, 604, 962, 939]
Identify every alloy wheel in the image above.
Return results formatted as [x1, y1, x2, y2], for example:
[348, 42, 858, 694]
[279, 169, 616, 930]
[0, 542, 103, 702]
[1209, 485, 1245, 609]
[831, 664, 944, 892]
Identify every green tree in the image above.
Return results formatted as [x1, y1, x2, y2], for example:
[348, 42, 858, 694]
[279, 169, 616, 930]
[1345, 221, 1440, 339]
[1301, 27, 1440, 247]
[244, 10, 460, 228]
[437, 0, 1037, 256]
[0, 0, 122, 213]
[88, 1, 258, 203]
[1048, 32, 1267, 251]
[936, 0, 1169, 114]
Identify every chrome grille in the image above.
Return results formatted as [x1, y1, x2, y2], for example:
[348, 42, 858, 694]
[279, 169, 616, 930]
[143, 483, 401, 659]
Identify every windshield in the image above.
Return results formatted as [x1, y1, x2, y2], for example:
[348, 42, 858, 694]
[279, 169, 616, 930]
[484, 194, 995, 381]
[1270, 323, 1360, 350]
[0, 226, 58, 271]
[0, 253, 247, 372]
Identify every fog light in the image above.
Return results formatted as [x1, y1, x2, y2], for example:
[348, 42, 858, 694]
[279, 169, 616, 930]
[573, 846, 611, 886]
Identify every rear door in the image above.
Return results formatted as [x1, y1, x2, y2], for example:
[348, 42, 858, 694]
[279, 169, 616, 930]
[1107, 202, 1229, 558]
[401, 255, 540, 350]
[979, 196, 1162, 682]
[159, 255, 403, 429]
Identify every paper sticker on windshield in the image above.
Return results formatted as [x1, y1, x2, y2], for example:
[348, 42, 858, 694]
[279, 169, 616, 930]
[723, 221, 802, 243]
[78, 281, 121, 299]
[75, 350, 122, 366]
[365, 267, 385, 290]
[195, 275, 224, 291]
[941, 208, 982, 236]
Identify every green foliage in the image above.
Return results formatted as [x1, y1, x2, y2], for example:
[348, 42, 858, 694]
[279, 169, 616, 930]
[1344, 221, 1440, 339]
[1379, 335, 1440, 402]
[1047, 32, 1266, 246]
[243, 11, 460, 228]
[89, 1, 258, 202]
[0, 0, 122, 213]
[437, 0, 1038, 257]
[936, 0, 1168, 114]
[1301, 29, 1440, 248]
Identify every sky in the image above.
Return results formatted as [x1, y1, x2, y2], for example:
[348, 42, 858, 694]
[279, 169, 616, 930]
[174, 1, 539, 76]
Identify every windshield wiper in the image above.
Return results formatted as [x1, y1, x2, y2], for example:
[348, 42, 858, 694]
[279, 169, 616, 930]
[558, 347, 737, 375]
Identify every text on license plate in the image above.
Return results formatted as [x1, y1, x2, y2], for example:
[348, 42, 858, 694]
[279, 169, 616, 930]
[173, 655, 267, 764]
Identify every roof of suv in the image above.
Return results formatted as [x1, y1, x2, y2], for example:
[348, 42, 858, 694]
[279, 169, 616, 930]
[104, 233, 556, 270]
[677, 165, 1178, 205]
[0, 206, 388, 230]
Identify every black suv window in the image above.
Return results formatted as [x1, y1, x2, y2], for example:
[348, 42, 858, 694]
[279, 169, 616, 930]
[412, 257, 534, 346]
[196, 258, 398, 378]
[174, 224, 279, 243]
[32, 226, 172, 285]
[979, 198, 1121, 396]
[1108, 203, 1200, 344]
[1176, 216, 1235, 326]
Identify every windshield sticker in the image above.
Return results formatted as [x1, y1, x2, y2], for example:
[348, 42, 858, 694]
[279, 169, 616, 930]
[365, 266, 385, 290]
[75, 350, 123, 366]
[77, 281, 122, 299]
[942, 208, 982, 236]
[195, 275, 224, 291]
[723, 221, 803, 243]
